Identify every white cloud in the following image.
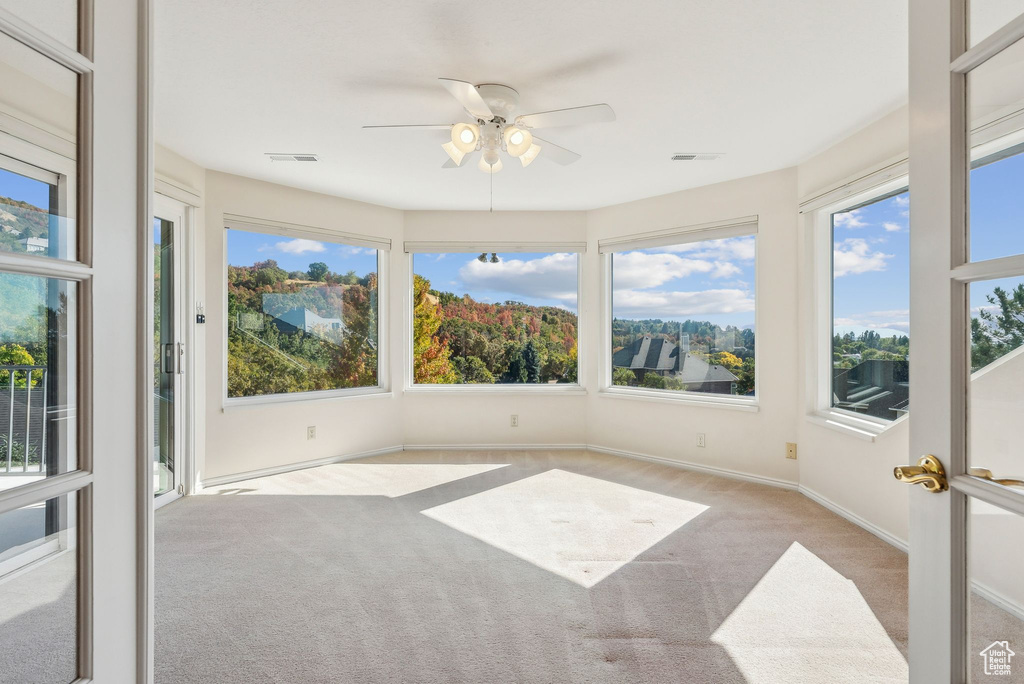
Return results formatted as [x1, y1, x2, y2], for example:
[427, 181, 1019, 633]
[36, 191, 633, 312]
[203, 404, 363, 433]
[612, 251, 743, 290]
[894, 195, 909, 207]
[883, 222, 902, 232]
[833, 210, 868, 229]
[459, 253, 578, 305]
[613, 288, 754, 319]
[340, 245, 374, 257]
[833, 238, 892, 277]
[275, 238, 325, 254]
[662, 237, 756, 262]
[834, 309, 909, 334]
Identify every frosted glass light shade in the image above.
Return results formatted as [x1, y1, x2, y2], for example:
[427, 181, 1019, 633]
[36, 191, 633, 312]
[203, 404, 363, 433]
[442, 141, 466, 165]
[451, 123, 480, 153]
[478, 155, 503, 173]
[519, 142, 541, 167]
[503, 126, 533, 157]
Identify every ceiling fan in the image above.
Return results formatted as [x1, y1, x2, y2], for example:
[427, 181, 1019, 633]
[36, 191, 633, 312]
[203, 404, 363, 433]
[363, 79, 615, 173]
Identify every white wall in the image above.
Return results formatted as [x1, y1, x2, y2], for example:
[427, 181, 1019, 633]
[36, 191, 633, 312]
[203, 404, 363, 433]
[200, 171, 404, 480]
[796, 107, 911, 544]
[401, 211, 588, 447]
[585, 169, 801, 485]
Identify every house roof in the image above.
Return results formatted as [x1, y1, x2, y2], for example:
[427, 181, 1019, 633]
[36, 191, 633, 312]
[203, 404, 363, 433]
[612, 334, 739, 384]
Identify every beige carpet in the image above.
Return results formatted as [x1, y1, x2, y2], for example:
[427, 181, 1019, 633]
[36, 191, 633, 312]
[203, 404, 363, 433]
[150, 449, 1010, 683]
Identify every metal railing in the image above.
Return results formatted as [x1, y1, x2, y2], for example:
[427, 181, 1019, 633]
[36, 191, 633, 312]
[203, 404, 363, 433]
[1, 364, 48, 474]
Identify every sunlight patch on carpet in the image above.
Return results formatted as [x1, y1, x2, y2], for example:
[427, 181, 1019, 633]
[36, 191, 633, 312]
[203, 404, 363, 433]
[421, 468, 708, 587]
[203, 463, 509, 498]
[711, 542, 908, 683]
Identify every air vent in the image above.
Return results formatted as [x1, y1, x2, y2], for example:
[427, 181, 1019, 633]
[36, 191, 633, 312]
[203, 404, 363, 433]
[265, 153, 319, 162]
[671, 153, 723, 161]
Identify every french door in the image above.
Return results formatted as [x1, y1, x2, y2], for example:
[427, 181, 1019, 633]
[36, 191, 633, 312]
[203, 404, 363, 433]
[152, 194, 188, 507]
[906, 1, 1024, 681]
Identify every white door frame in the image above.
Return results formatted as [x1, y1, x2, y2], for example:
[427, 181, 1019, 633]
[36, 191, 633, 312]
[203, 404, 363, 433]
[907, 2, 1024, 682]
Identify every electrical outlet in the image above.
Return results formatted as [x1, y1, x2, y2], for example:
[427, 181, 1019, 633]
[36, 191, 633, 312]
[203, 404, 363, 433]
[307, 425, 317, 440]
[786, 442, 797, 459]
[696, 433, 706, 448]
[511, 414, 519, 428]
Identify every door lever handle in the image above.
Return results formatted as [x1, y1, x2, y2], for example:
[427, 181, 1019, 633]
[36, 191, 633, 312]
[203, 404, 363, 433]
[968, 467, 1024, 488]
[894, 455, 948, 493]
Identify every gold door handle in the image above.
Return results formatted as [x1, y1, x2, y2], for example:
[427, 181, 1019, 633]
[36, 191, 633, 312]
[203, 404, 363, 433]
[894, 455, 948, 493]
[969, 467, 1024, 488]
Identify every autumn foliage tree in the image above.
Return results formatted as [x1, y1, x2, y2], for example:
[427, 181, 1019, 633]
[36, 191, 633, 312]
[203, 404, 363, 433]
[413, 274, 457, 383]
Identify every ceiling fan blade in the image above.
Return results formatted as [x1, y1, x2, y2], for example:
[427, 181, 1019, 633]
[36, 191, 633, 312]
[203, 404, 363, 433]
[438, 78, 494, 120]
[516, 104, 615, 130]
[533, 137, 582, 166]
[362, 124, 453, 130]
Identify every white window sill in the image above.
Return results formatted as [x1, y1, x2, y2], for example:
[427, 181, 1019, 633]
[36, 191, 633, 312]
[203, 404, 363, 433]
[597, 387, 759, 412]
[222, 387, 392, 410]
[405, 384, 587, 396]
[805, 410, 906, 442]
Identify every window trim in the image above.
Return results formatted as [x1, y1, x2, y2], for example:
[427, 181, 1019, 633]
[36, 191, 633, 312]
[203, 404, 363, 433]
[405, 247, 585, 391]
[221, 219, 390, 407]
[805, 168, 909, 437]
[600, 218, 759, 405]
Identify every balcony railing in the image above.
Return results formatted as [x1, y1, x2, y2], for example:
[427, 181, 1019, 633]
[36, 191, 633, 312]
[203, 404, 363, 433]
[833, 358, 910, 420]
[1, 365, 49, 474]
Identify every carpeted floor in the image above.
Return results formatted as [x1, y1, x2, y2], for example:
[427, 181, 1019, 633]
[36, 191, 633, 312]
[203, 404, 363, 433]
[150, 449, 1015, 683]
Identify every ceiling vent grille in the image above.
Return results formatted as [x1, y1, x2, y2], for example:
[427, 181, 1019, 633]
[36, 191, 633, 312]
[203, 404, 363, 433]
[671, 153, 723, 161]
[265, 153, 319, 162]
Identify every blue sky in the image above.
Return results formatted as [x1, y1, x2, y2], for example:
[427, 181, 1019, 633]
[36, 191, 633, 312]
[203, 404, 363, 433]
[611, 237, 756, 328]
[415, 252, 579, 311]
[0, 167, 51, 210]
[227, 229, 378, 277]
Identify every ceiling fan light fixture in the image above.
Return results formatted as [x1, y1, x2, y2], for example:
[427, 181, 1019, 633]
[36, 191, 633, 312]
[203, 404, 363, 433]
[519, 142, 542, 167]
[441, 141, 466, 165]
[478, 154, 503, 173]
[451, 123, 480, 153]
[503, 126, 533, 157]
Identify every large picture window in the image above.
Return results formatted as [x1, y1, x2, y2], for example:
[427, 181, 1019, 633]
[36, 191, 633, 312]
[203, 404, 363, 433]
[411, 251, 579, 385]
[607, 227, 756, 398]
[830, 188, 910, 422]
[226, 226, 380, 399]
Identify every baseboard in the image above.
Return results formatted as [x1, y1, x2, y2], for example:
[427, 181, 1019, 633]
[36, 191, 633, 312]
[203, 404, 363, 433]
[587, 445, 799, 491]
[972, 580, 1024, 623]
[199, 445, 404, 489]
[798, 484, 909, 552]
[403, 443, 587, 452]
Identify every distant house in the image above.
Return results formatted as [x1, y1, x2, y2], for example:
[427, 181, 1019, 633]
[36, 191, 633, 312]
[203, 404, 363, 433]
[18, 237, 48, 253]
[270, 307, 346, 341]
[612, 334, 739, 394]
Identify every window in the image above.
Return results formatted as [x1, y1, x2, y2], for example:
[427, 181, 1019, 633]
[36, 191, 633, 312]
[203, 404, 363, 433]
[605, 225, 756, 399]
[411, 251, 579, 385]
[225, 225, 381, 399]
[830, 188, 910, 422]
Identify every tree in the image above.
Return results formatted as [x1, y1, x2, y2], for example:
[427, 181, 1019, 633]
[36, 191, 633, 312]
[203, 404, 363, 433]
[612, 367, 635, 386]
[522, 340, 541, 383]
[412, 275, 457, 383]
[736, 357, 755, 395]
[972, 283, 1024, 371]
[0, 344, 36, 388]
[452, 356, 494, 383]
[501, 342, 526, 383]
[307, 262, 329, 282]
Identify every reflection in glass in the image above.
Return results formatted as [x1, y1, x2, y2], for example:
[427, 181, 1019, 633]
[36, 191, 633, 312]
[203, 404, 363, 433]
[0, 491, 78, 684]
[414, 252, 580, 385]
[154, 218, 174, 496]
[0, 273, 76, 489]
[0, 32, 78, 260]
[830, 191, 910, 421]
[967, 496, 1024, 682]
[968, 34, 1024, 261]
[0, 0, 78, 50]
[970, 1, 1024, 48]
[968, 275, 1024, 480]
[226, 228, 379, 397]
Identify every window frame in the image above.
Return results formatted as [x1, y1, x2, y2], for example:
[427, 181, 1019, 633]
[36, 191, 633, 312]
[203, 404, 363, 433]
[598, 217, 759, 410]
[0, 12, 95, 682]
[805, 164, 910, 439]
[221, 216, 391, 407]
[403, 242, 586, 393]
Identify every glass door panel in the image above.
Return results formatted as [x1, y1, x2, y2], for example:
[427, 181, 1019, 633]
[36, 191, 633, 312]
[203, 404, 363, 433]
[153, 215, 178, 500]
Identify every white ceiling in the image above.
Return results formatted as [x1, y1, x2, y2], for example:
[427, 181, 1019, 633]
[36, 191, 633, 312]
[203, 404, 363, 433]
[154, 0, 910, 211]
